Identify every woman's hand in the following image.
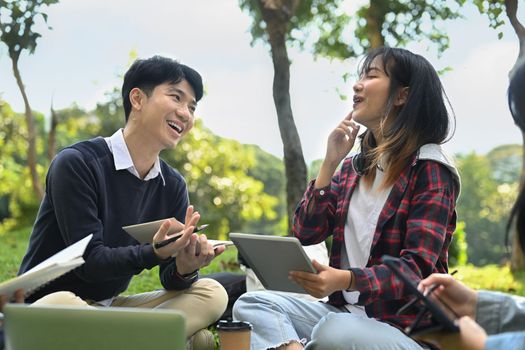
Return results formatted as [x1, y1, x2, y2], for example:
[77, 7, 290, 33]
[418, 273, 478, 319]
[325, 112, 360, 166]
[456, 316, 487, 350]
[289, 260, 352, 299]
[315, 112, 360, 188]
[417, 316, 487, 350]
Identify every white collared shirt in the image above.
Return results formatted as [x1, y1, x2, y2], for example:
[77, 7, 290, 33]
[104, 129, 165, 186]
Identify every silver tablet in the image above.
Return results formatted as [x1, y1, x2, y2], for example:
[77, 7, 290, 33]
[229, 232, 316, 294]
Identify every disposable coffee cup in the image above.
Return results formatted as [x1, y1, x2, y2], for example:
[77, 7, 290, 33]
[216, 319, 252, 350]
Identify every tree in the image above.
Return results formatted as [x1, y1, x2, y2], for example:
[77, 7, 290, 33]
[239, 0, 465, 232]
[456, 149, 520, 265]
[0, 0, 59, 200]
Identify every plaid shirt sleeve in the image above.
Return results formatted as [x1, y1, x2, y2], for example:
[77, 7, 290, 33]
[350, 161, 458, 305]
[292, 163, 346, 245]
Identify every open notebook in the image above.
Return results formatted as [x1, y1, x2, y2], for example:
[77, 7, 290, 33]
[123, 219, 232, 247]
[0, 234, 92, 299]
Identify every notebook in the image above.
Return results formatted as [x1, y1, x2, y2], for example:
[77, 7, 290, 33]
[0, 234, 92, 299]
[123, 219, 232, 247]
[229, 233, 317, 294]
[3, 304, 186, 350]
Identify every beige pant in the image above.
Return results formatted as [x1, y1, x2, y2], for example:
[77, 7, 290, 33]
[32, 278, 228, 337]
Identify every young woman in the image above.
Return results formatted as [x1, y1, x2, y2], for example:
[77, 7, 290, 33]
[418, 58, 525, 350]
[233, 47, 460, 350]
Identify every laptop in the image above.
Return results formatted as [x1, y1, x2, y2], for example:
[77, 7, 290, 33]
[3, 304, 186, 350]
[229, 232, 317, 294]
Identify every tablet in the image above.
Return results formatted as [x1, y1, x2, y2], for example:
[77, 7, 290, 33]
[123, 218, 179, 244]
[381, 255, 459, 335]
[229, 233, 316, 294]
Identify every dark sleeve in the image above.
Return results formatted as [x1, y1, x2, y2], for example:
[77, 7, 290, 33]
[49, 149, 162, 282]
[157, 175, 198, 290]
[350, 162, 458, 303]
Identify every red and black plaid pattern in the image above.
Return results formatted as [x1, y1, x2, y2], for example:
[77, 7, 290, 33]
[292, 154, 459, 329]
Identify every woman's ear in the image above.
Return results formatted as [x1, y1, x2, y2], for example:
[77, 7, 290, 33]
[394, 87, 409, 107]
[129, 88, 144, 111]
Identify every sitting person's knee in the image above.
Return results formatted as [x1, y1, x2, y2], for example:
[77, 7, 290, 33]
[32, 291, 90, 307]
[192, 278, 228, 317]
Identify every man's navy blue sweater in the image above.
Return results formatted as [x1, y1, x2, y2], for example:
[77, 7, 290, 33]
[19, 137, 194, 302]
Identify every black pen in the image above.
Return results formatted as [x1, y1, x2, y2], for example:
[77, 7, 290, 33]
[153, 224, 209, 249]
[396, 269, 458, 315]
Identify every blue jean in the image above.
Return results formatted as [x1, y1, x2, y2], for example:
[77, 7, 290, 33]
[233, 291, 424, 350]
[485, 332, 525, 349]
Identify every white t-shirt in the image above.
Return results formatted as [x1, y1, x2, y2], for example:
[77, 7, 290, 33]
[341, 167, 392, 315]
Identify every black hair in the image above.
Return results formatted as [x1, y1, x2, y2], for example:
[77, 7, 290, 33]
[121, 55, 203, 121]
[355, 47, 454, 187]
[506, 59, 525, 254]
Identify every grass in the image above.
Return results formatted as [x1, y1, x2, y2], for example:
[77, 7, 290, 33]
[3, 226, 525, 296]
[2, 226, 525, 349]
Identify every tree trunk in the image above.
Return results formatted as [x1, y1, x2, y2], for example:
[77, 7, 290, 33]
[11, 56, 44, 200]
[364, 0, 387, 49]
[506, 0, 525, 270]
[48, 104, 58, 162]
[258, 0, 307, 233]
[505, 0, 525, 69]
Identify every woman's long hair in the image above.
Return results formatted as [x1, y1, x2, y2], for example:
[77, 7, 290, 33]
[506, 59, 525, 254]
[356, 47, 455, 188]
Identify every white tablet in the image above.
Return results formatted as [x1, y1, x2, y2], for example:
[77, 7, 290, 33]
[229, 233, 316, 294]
[122, 218, 179, 244]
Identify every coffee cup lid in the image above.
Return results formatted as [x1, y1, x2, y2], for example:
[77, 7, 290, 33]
[216, 320, 252, 331]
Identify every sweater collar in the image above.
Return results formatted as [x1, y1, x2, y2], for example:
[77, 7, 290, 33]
[104, 129, 165, 186]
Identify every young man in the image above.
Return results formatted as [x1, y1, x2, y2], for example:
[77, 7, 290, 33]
[17, 56, 228, 346]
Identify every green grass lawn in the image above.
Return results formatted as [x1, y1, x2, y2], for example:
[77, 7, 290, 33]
[3, 226, 524, 295]
[2, 226, 525, 349]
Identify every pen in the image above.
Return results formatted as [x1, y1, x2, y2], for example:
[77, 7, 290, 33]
[153, 224, 209, 249]
[396, 269, 458, 315]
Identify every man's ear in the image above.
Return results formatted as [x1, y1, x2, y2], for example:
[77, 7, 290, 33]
[129, 88, 145, 111]
[394, 87, 409, 107]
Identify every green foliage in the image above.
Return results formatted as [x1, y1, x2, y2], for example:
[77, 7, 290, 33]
[354, 0, 464, 55]
[239, 0, 466, 60]
[471, 0, 506, 30]
[486, 144, 523, 184]
[449, 221, 468, 266]
[0, 101, 44, 231]
[453, 264, 525, 296]
[0, 0, 59, 62]
[456, 148, 521, 265]
[162, 121, 280, 240]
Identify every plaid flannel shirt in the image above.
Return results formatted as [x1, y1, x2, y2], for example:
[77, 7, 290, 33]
[292, 153, 459, 329]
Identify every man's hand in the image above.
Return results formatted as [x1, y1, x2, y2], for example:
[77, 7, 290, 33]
[0, 289, 24, 313]
[152, 206, 200, 260]
[175, 234, 219, 275]
[289, 260, 352, 299]
[418, 273, 478, 319]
